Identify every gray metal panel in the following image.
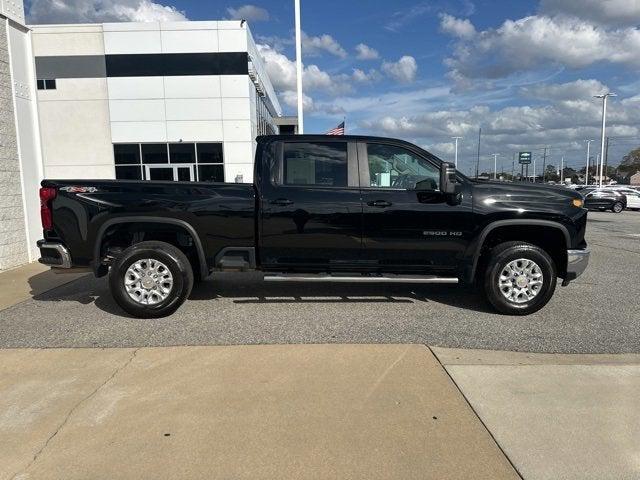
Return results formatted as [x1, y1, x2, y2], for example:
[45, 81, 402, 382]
[35, 55, 106, 79]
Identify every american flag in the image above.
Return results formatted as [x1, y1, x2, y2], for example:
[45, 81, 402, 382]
[326, 121, 345, 135]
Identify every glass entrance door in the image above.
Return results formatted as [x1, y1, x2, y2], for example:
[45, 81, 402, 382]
[145, 165, 195, 182]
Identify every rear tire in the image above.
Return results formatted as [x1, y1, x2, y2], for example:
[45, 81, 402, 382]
[611, 202, 624, 213]
[483, 241, 557, 315]
[109, 241, 193, 318]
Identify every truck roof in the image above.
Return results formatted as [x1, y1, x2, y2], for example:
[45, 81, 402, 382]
[257, 134, 421, 145]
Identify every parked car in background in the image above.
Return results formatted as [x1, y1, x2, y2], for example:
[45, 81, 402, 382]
[590, 186, 640, 210]
[623, 190, 640, 210]
[583, 189, 627, 213]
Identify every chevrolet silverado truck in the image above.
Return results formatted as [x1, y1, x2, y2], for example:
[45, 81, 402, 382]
[37, 135, 589, 318]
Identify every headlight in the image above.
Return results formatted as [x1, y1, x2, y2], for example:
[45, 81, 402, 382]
[572, 198, 584, 208]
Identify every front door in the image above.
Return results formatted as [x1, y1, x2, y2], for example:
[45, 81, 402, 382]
[358, 141, 473, 275]
[260, 139, 362, 269]
[145, 165, 194, 182]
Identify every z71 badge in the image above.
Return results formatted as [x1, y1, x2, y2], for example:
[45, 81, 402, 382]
[60, 186, 99, 193]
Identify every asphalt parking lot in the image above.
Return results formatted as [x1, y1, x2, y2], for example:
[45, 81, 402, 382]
[1, 211, 639, 353]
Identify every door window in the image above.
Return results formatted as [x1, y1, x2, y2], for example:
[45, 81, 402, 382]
[282, 142, 348, 187]
[145, 165, 194, 181]
[366, 143, 439, 190]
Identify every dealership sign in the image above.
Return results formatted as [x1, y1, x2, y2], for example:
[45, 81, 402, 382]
[518, 152, 532, 165]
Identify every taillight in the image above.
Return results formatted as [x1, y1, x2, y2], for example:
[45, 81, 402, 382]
[40, 187, 57, 231]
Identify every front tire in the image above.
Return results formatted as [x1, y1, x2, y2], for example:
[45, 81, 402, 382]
[109, 241, 194, 318]
[611, 202, 624, 213]
[483, 242, 557, 315]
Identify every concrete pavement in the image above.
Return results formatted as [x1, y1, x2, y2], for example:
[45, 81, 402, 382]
[434, 348, 640, 480]
[1, 345, 519, 480]
[0, 262, 87, 312]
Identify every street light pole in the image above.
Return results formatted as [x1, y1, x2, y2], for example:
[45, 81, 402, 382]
[452, 136, 462, 168]
[594, 93, 616, 187]
[560, 156, 564, 183]
[475, 127, 481, 179]
[492, 153, 500, 180]
[584, 139, 593, 185]
[294, 0, 304, 134]
[533, 158, 536, 183]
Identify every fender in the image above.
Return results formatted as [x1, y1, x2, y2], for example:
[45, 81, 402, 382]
[467, 219, 571, 281]
[92, 217, 208, 279]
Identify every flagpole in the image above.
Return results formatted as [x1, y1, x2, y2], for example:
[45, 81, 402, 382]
[294, 0, 304, 134]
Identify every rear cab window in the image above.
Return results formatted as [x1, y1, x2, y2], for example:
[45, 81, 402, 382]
[283, 142, 348, 187]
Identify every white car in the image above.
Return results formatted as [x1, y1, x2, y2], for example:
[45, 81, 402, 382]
[625, 191, 640, 210]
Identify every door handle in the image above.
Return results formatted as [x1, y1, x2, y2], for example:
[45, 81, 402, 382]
[271, 198, 294, 206]
[367, 200, 392, 208]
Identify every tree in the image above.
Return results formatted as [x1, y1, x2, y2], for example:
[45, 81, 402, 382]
[620, 147, 640, 176]
[545, 164, 559, 182]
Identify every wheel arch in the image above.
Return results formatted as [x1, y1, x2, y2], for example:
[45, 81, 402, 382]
[468, 219, 571, 282]
[93, 217, 208, 279]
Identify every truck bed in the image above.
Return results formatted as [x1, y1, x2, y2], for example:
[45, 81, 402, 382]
[42, 179, 257, 272]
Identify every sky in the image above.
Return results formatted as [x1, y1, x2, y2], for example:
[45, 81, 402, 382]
[25, 0, 640, 176]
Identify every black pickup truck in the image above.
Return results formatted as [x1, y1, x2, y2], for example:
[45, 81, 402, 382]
[37, 135, 589, 318]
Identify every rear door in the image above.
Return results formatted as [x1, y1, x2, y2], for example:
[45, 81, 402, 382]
[358, 140, 473, 274]
[259, 139, 362, 269]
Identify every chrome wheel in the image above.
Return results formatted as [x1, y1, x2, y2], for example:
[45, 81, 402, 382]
[498, 258, 544, 304]
[124, 258, 173, 305]
[612, 202, 623, 213]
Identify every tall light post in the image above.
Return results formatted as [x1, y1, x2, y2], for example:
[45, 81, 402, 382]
[294, 0, 304, 134]
[584, 139, 593, 185]
[594, 93, 616, 187]
[560, 156, 564, 183]
[492, 153, 500, 180]
[452, 136, 462, 168]
[533, 158, 536, 183]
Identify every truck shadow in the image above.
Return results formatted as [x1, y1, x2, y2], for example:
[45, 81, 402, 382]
[190, 275, 494, 314]
[28, 274, 494, 316]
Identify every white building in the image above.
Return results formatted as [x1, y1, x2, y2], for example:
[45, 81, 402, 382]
[31, 20, 288, 184]
[0, 11, 296, 272]
[0, 2, 43, 271]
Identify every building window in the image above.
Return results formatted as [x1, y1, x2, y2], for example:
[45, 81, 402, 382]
[169, 143, 195, 164]
[37, 79, 57, 90]
[196, 143, 225, 182]
[255, 95, 277, 137]
[113, 142, 225, 182]
[142, 143, 169, 164]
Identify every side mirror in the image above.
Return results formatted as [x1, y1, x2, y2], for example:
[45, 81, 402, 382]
[440, 162, 458, 195]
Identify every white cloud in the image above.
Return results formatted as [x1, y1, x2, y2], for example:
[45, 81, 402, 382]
[385, 2, 433, 31]
[281, 90, 315, 112]
[27, 0, 187, 23]
[351, 68, 380, 83]
[355, 43, 379, 60]
[445, 15, 640, 86]
[257, 44, 352, 97]
[520, 79, 610, 101]
[439, 14, 476, 39]
[357, 85, 640, 171]
[226, 4, 269, 22]
[381, 56, 418, 83]
[302, 32, 348, 58]
[540, 0, 640, 26]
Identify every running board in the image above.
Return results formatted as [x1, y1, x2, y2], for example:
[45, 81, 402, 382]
[263, 274, 459, 284]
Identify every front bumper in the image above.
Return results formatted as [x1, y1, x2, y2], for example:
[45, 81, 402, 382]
[37, 240, 72, 268]
[563, 248, 590, 284]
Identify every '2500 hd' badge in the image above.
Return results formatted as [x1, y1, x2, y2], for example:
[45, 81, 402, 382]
[423, 231, 463, 237]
